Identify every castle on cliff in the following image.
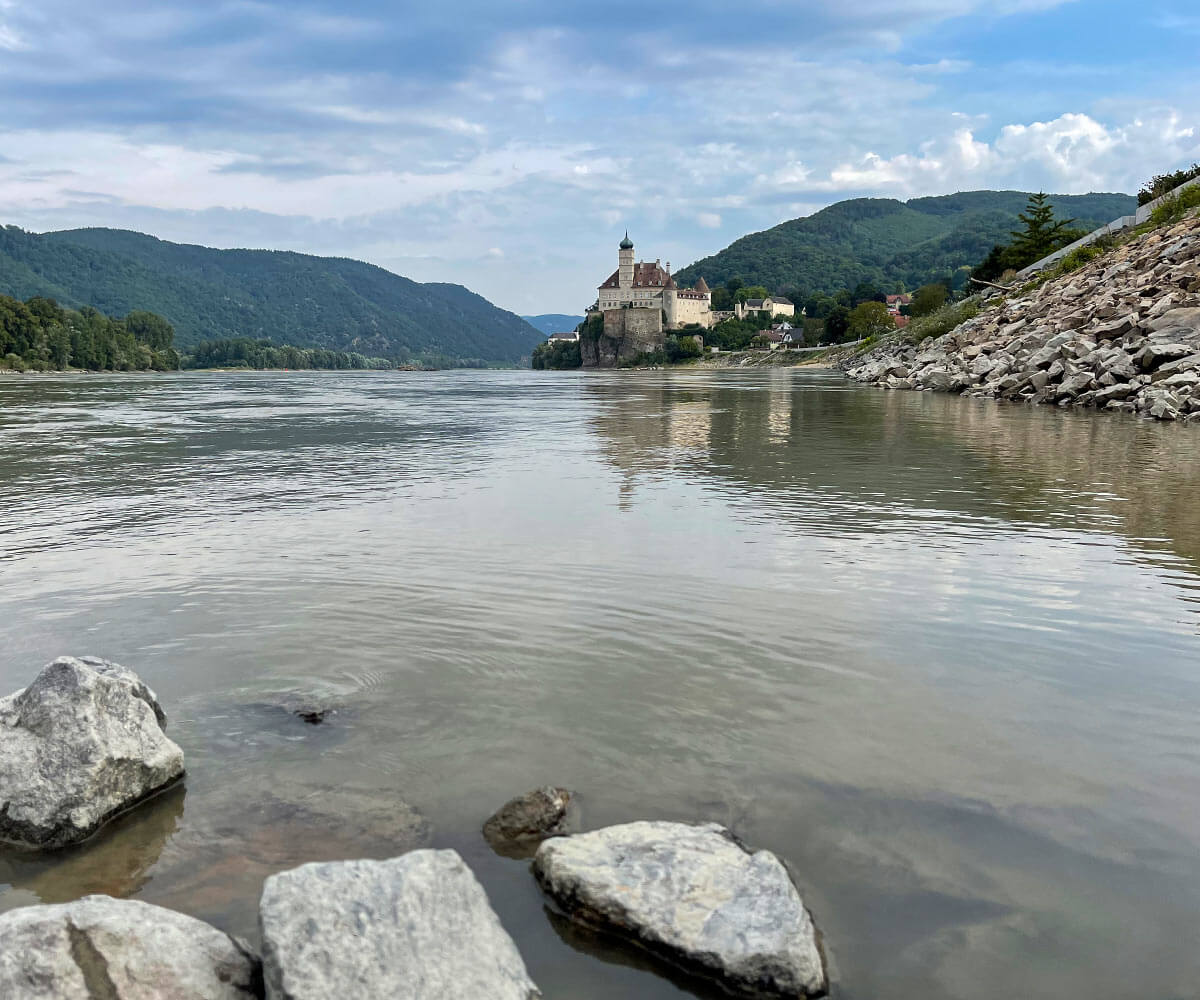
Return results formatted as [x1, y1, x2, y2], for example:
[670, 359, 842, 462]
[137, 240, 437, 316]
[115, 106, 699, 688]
[591, 234, 714, 331]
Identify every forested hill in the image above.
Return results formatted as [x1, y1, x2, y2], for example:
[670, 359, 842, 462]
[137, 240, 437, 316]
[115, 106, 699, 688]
[0, 225, 542, 364]
[522, 313, 586, 335]
[672, 191, 1136, 297]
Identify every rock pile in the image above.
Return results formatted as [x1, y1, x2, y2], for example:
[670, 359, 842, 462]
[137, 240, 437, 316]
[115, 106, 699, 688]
[0, 656, 185, 849]
[0, 654, 836, 999]
[845, 215, 1200, 421]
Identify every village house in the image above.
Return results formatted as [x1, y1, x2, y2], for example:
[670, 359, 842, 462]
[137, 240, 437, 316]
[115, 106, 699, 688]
[758, 326, 805, 350]
[885, 294, 912, 316]
[547, 330, 579, 343]
[734, 296, 795, 321]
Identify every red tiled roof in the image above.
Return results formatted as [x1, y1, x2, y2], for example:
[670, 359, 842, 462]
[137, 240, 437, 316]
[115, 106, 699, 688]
[885, 294, 912, 305]
[599, 261, 677, 290]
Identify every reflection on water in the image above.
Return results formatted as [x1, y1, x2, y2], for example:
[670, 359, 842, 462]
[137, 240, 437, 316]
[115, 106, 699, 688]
[0, 369, 1198, 1000]
[0, 783, 185, 906]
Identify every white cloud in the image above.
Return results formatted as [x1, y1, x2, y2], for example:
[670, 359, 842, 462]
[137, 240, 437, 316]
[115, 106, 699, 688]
[821, 112, 1200, 196]
[0, 0, 1194, 314]
[0, 22, 23, 50]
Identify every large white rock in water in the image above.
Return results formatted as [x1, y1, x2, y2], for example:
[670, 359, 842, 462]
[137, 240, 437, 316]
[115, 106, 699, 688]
[0, 656, 184, 849]
[0, 895, 262, 999]
[259, 850, 540, 1000]
[534, 821, 827, 999]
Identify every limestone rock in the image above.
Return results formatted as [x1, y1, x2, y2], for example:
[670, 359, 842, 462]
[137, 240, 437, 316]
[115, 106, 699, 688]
[483, 786, 578, 857]
[0, 895, 261, 999]
[259, 850, 540, 1000]
[1136, 342, 1194, 370]
[838, 213, 1200, 422]
[0, 657, 184, 849]
[534, 821, 827, 999]
[1147, 306, 1200, 332]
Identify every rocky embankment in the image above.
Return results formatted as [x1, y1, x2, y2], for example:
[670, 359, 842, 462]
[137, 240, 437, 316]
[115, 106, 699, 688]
[845, 214, 1200, 421]
[0, 659, 831, 999]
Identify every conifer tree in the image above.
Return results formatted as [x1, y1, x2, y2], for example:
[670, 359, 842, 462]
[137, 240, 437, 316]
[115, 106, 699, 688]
[1008, 193, 1076, 261]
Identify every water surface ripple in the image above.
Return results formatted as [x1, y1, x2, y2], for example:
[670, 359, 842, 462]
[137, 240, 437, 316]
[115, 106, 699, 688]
[1, 369, 1198, 999]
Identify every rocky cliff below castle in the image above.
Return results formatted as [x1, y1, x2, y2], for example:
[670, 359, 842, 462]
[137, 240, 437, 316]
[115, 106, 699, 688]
[844, 214, 1200, 421]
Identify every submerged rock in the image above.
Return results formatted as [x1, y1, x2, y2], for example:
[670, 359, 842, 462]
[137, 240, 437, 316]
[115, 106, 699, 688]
[260, 850, 540, 1000]
[483, 786, 578, 857]
[533, 821, 827, 999]
[0, 656, 184, 849]
[0, 895, 262, 999]
[140, 783, 432, 940]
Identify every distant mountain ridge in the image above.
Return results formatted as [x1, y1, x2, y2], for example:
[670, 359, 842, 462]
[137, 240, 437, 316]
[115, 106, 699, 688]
[522, 313, 585, 335]
[0, 225, 542, 364]
[672, 190, 1137, 297]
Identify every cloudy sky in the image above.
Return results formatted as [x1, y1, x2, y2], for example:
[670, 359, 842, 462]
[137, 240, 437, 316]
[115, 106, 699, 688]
[1, 1, 1197, 314]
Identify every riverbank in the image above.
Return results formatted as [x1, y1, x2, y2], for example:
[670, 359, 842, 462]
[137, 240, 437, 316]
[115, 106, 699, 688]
[841, 212, 1200, 421]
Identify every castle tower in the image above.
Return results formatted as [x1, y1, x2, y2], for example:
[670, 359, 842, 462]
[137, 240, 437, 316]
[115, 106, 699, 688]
[618, 232, 634, 291]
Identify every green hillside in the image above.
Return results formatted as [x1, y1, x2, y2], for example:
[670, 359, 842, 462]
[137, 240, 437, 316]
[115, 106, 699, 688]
[522, 313, 585, 336]
[0, 225, 541, 364]
[672, 191, 1136, 296]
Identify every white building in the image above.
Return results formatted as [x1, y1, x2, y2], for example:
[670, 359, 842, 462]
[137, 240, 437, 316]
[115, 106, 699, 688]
[734, 296, 795, 321]
[594, 234, 714, 330]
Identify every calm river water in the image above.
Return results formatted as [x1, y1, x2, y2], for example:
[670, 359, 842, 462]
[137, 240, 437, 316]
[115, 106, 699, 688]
[1, 369, 1199, 999]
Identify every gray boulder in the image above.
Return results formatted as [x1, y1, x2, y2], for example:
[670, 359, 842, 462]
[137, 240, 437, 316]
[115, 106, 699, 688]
[259, 850, 540, 1000]
[0, 657, 184, 849]
[1136, 342, 1194, 370]
[1147, 306, 1200, 332]
[1092, 383, 1135, 406]
[533, 821, 827, 999]
[484, 786, 578, 857]
[0, 895, 261, 999]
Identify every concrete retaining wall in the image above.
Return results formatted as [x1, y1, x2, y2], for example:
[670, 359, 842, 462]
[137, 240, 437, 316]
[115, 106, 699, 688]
[1018, 175, 1200, 278]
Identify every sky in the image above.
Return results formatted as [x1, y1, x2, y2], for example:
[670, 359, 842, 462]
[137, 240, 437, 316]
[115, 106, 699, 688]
[0, 0, 1198, 315]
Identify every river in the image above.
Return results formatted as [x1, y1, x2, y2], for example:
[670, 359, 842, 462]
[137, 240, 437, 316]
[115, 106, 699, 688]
[1, 369, 1198, 999]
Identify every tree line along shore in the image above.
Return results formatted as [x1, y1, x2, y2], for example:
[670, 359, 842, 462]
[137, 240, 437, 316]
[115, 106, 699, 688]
[0, 294, 411, 373]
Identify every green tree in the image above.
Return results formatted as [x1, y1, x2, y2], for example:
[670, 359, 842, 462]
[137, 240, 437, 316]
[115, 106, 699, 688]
[710, 286, 732, 311]
[825, 305, 851, 342]
[531, 339, 581, 370]
[125, 310, 175, 350]
[734, 285, 769, 305]
[851, 281, 885, 306]
[909, 283, 948, 317]
[1138, 163, 1200, 206]
[848, 301, 895, 339]
[666, 335, 702, 362]
[1008, 193, 1077, 262]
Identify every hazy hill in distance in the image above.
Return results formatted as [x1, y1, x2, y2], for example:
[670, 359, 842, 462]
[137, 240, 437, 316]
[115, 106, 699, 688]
[0, 225, 542, 364]
[522, 314, 585, 335]
[673, 190, 1137, 296]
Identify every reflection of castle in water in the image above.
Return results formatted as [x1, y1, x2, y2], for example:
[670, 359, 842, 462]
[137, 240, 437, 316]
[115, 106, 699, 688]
[583, 373, 1200, 577]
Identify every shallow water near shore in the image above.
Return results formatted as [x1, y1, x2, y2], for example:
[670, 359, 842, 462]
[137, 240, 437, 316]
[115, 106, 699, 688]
[1, 368, 1199, 998]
